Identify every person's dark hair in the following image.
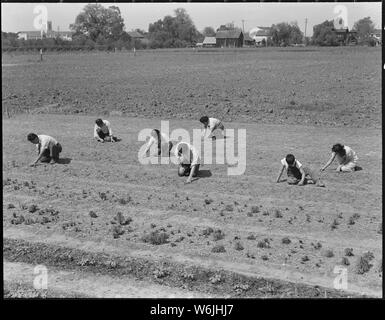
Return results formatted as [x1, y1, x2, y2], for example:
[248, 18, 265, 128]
[200, 116, 209, 124]
[95, 119, 103, 126]
[286, 154, 295, 166]
[332, 143, 345, 156]
[153, 129, 161, 152]
[27, 133, 38, 142]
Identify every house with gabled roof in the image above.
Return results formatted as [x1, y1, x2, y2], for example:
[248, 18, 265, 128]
[215, 29, 243, 48]
[249, 26, 271, 45]
[202, 36, 216, 47]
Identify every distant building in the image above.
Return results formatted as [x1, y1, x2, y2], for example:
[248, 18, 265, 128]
[215, 29, 243, 48]
[249, 27, 271, 45]
[202, 36, 216, 47]
[17, 31, 43, 40]
[17, 21, 72, 41]
[332, 28, 357, 45]
[127, 30, 145, 40]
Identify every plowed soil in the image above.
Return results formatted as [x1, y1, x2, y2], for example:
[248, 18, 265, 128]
[2, 114, 382, 298]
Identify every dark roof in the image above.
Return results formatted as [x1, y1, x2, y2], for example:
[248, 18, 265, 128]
[216, 30, 243, 39]
[127, 31, 144, 38]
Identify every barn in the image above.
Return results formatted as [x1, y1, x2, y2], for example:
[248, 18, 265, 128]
[215, 30, 244, 48]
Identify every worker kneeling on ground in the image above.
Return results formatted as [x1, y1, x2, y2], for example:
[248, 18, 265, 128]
[142, 129, 173, 157]
[276, 154, 325, 187]
[94, 118, 119, 142]
[174, 142, 200, 184]
[320, 143, 359, 172]
[27, 133, 62, 166]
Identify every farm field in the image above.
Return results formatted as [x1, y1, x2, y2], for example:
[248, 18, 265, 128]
[2, 114, 382, 298]
[2, 47, 381, 128]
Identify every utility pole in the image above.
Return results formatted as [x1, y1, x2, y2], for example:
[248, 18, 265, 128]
[242, 19, 245, 46]
[304, 18, 308, 45]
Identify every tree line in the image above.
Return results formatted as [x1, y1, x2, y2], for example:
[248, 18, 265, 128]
[1, 3, 380, 52]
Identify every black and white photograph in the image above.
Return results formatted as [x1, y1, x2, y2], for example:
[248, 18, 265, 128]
[2, 0, 382, 306]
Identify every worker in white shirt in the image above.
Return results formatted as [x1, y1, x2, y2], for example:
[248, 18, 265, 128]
[276, 153, 325, 187]
[174, 142, 200, 184]
[94, 119, 118, 142]
[27, 133, 62, 166]
[321, 143, 359, 172]
[199, 116, 226, 140]
[142, 129, 173, 157]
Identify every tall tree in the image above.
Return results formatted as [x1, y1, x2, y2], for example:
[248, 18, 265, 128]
[353, 17, 375, 43]
[70, 4, 125, 42]
[202, 26, 216, 37]
[270, 22, 303, 46]
[148, 8, 199, 48]
[312, 20, 338, 46]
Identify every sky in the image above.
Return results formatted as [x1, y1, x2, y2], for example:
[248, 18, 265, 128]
[1, 2, 382, 36]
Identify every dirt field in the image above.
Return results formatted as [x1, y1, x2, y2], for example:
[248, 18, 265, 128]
[2, 47, 381, 128]
[3, 113, 382, 298]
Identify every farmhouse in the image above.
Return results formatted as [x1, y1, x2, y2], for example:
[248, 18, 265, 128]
[332, 28, 358, 45]
[215, 30, 244, 48]
[202, 36, 216, 47]
[249, 26, 271, 46]
[127, 30, 145, 40]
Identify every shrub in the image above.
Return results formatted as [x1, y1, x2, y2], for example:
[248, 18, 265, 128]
[282, 237, 291, 244]
[234, 241, 244, 251]
[257, 240, 270, 248]
[212, 229, 225, 241]
[89, 211, 98, 218]
[211, 245, 226, 253]
[344, 248, 354, 257]
[355, 256, 372, 274]
[112, 226, 124, 239]
[28, 204, 38, 213]
[323, 249, 334, 258]
[205, 198, 213, 205]
[201, 227, 214, 236]
[362, 251, 374, 262]
[141, 230, 169, 245]
[247, 234, 256, 240]
[274, 209, 282, 218]
[251, 206, 260, 213]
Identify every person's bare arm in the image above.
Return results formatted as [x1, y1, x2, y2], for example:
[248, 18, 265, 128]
[185, 165, 198, 184]
[30, 148, 46, 166]
[143, 137, 154, 157]
[107, 123, 114, 142]
[298, 167, 306, 185]
[276, 165, 285, 183]
[321, 153, 336, 171]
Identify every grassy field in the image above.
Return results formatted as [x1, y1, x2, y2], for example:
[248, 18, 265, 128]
[2, 114, 382, 297]
[2, 47, 381, 128]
